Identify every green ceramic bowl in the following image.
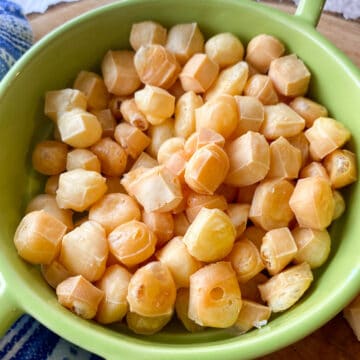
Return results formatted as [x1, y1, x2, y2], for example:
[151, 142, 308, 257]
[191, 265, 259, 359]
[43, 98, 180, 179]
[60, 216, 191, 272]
[0, 0, 359, 358]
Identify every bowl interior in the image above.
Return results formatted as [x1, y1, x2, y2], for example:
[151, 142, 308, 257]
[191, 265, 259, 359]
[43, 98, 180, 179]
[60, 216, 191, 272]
[0, 0, 360, 359]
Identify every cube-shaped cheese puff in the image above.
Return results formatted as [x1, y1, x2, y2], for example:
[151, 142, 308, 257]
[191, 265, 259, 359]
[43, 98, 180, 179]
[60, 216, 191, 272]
[174, 91, 203, 138]
[91, 109, 117, 138]
[56, 275, 104, 319]
[66, 149, 101, 172]
[186, 193, 228, 223]
[183, 208, 236, 262]
[197, 127, 226, 149]
[73, 70, 109, 110]
[142, 210, 174, 247]
[166, 22, 204, 65]
[258, 262, 313, 312]
[127, 261, 176, 317]
[289, 96, 328, 128]
[14, 210, 66, 265]
[245, 34, 285, 74]
[227, 237, 264, 283]
[134, 44, 181, 89]
[131, 152, 158, 171]
[260, 227, 297, 275]
[60, 220, 108, 282]
[146, 118, 175, 159]
[205, 61, 249, 101]
[305, 117, 351, 160]
[91, 137, 127, 177]
[120, 167, 149, 195]
[292, 227, 331, 269]
[175, 288, 204, 333]
[180, 54, 219, 93]
[164, 150, 187, 183]
[249, 178, 295, 231]
[130, 21, 167, 51]
[188, 261, 241, 327]
[332, 190, 346, 221]
[126, 165, 183, 213]
[289, 177, 334, 230]
[205, 32, 244, 69]
[234, 300, 271, 334]
[114, 122, 151, 159]
[95, 264, 132, 324]
[101, 50, 141, 96]
[239, 272, 268, 303]
[120, 98, 149, 131]
[134, 85, 175, 125]
[156, 236, 202, 288]
[41, 260, 71, 289]
[157, 137, 185, 164]
[195, 94, 238, 139]
[57, 109, 102, 148]
[324, 149, 357, 188]
[299, 161, 330, 182]
[267, 136, 302, 179]
[232, 96, 264, 138]
[269, 54, 311, 97]
[287, 132, 310, 168]
[185, 143, 229, 195]
[56, 169, 107, 212]
[261, 103, 305, 140]
[344, 294, 360, 341]
[45, 88, 87, 122]
[226, 203, 250, 238]
[225, 131, 270, 187]
[244, 74, 278, 105]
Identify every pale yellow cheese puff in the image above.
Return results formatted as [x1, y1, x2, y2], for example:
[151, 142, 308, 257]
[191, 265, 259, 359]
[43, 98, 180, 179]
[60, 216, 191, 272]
[108, 220, 157, 267]
[14, 210, 66, 265]
[287, 132, 310, 168]
[26, 194, 73, 230]
[56, 169, 107, 212]
[142, 210, 174, 247]
[289, 176, 334, 230]
[195, 94, 238, 139]
[258, 262, 313, 312]
[101, 50, 141, 96]
[89, 193, 141, 234]
[260, 227, 298, 275]
[32, 140, 68, 176]
[226, 204, 250, 238]
[205, 32, 244, 68]
[156, 236, 203, 288]
[289, 96, 328, 128]
[234, 300, 271, 334]
[127, 261, 176, 317]
[91, 137, 127, 177]
[59, 220, 108, 282]
[166, 23, 204, 65]
[41, 260, 71, 289]
[185, 143, 230, 195]
[249, 178, 295, 231]
[120, 98, 149, 131]
[66, 149, 101, 172]
[225, 131, 270, 187]
[175, 288, 204, 332]
[73, 70, 109, 111]
[95, 264, 132, 324]
[126, 311, 173, 335]
[183, 208, 236, 262]
[157, 137, 185, 165]
[188, 261, 241, 328]
[45, 88, 87, 123]
[146, 119, 174, 158]
[227, 237, 265, 283]
[131, 152, 158, 171]
[305, 117, 351, 160]
[323, 149, 357, 189]
[332, 190, 345, 221]
[299, 161, 330, 182]
[245, 34, 285, 74]
[269, 54, 311, 97]
[56, 275, 104, 319]
[244, 74, 278, 105]
[130, 21, 167, 51]
[292, 227, 331, 269]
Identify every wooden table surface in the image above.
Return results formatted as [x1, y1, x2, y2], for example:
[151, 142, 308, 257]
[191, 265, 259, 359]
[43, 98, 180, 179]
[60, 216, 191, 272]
[28, 1, 360, 359]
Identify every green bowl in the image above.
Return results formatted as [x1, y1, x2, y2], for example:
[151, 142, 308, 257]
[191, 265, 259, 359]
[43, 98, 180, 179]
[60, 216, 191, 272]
[1, 0, 359, 358]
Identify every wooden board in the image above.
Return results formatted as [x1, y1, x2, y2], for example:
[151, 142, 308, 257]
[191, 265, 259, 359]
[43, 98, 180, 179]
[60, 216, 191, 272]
[27, 1, 360, 359]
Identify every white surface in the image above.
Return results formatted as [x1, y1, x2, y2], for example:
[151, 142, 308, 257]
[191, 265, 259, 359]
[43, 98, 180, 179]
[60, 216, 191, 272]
[11, 0, 79, 14]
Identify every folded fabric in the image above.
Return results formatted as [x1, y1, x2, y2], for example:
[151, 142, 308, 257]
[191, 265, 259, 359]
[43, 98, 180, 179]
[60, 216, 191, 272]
[0, 0, 33, 80]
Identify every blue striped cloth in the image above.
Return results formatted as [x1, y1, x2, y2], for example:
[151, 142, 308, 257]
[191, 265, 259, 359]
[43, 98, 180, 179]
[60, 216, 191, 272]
[0, 1, 102, 358]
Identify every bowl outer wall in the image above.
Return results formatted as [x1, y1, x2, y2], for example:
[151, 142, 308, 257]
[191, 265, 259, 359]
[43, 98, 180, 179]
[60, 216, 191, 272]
[0, 0, 360, 359]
